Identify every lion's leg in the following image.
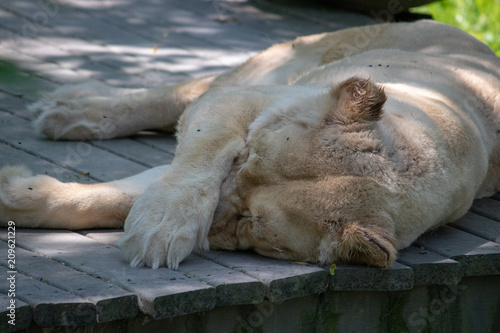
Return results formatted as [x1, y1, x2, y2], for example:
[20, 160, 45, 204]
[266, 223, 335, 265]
[116, 88, 268, 269]
[0, 165, 169, 229]
[30, 75, 217, 140]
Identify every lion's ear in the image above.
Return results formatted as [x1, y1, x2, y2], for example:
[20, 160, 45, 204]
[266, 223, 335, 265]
[326, 77, 386, 126]
[337, 221, 397, 267]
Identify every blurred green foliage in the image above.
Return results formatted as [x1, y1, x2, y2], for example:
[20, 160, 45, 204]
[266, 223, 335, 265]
[411, 0, 500, 56]
[0, 61, 24, 82]
[0, 61, 42, 97]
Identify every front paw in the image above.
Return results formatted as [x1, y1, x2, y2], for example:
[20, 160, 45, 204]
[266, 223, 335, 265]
[117, 183, 213, 269]
[118, 214, 200, 270]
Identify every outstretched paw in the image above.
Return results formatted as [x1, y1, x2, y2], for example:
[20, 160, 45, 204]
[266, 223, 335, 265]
[116, 182, 213, 269]
[117, 219, 201, 269]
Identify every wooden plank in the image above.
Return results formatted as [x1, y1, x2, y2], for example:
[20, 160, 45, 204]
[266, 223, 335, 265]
[415, 226, 500, 276]
[0, 40, 85, 86]
[97, 0, 368, 55]
[0, 1, 151, 48]
[328, 262, 414, 291]
[0, 240, 138, 323]
[177, 255, 266, 306]
[0, 90, 32, 119]
[197, 250, 328, 302]
[57, 0, 349, 82]
[0, 24, 126, 85]
[251, 0, 373, 29]
[77, 229, 123, 245]
[397, 246, 462, 285]
[132, 132, 178, 156]
[1, 229, 216, 319]
[179, 0, 371, 38]
[470, 197, 500, 222]
[0, 2, 208, 83]
[0, 266, 96, 326]
[68, 0, 269, 53]
[0, 20, 162, 88]
[0, 51, 59, 99]
[0, 110, 147, 182]
[80, 229, 267, 306]
[451, 211, 500, 243]
[0, 142, 92, 182]
[91, 138, 174, 168]
[0, 293, 32, 333]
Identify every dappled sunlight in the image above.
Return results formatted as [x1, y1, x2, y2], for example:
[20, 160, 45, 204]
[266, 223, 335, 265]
[60, 0, 125, 10]
[0, 0, 272, 91]
[0, 0, 373, 92]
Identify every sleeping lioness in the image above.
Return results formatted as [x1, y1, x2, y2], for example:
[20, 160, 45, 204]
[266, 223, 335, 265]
[1, 20, 499, 269]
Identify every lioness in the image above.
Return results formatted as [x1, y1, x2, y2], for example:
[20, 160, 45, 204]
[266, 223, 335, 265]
[1, 20, 499, 270]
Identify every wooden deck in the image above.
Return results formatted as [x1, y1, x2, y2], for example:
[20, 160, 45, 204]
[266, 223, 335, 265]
[0, 1, 499, 332]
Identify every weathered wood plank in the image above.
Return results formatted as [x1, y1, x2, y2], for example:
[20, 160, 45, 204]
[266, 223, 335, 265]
[77, 229, 124, 245]
[80, 229, 266, 306]
[470, 197, 500, 222]
[0, 293, 32, 333]
[251, 0, 373, 29]
[132, 132, 178, 156]
[328, 262, 414, 291]
[0, 2, 223, 82]
[67, 0, 269, 53]
[0, 33, 87, 86]
[0, 266, 96, 326]
[397, 246, 462, 285]
[198, 250, 328, 302]
[0, 74, 56, 102]
[0, 90, 32, 119]
[451, 211, 500, 243]
[0, 240, 138, 323]
[179, 0, 372, 37]
[83, 230, 414, 296]
[0, 1, 152, 49]
[0, 110, 147, 181]
[415, 226, 500, 276]
[0, 52, 58, 99]
[0, 10, 172, 88]
[91, 137, 174, 168]
[2, 229, 216, 319]
[0, 16, 132, 85]
[178, 255, 266, 306]
[0, 142, 91, 182]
